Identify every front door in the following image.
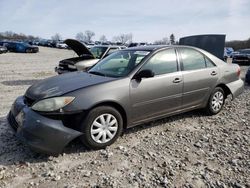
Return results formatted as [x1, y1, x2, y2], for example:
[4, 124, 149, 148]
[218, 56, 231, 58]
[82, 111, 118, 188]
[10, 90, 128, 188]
[130, 48, 183, 123]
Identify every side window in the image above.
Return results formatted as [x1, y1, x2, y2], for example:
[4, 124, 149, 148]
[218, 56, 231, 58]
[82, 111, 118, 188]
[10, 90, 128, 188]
[205, 56, 216, 67]
[141, 49, 177, 75]
[179, 48, 206, 71]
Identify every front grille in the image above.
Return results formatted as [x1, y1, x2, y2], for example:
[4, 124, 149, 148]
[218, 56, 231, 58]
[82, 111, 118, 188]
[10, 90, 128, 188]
[7, 112, 18, 131]
[24, 96, 35, 107]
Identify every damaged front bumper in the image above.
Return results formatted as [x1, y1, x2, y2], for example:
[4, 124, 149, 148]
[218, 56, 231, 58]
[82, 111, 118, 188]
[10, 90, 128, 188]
[7, 96, 82, 155]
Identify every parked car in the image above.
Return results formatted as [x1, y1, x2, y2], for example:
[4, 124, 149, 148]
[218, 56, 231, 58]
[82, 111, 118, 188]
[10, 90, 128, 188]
[55, 39, 123, 74]
[232, 49, 250, 64]
[8, 45, 244, 154]
[0, 45, 8, 53]
[56, 41, 68, 49]
[0, 41, 39, 53]
[245, 67, 250, 84]
[38, 39, 56, 47]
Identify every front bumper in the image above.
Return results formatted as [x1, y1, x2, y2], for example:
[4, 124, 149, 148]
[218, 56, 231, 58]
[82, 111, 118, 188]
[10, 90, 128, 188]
[7, 96, 82, 155]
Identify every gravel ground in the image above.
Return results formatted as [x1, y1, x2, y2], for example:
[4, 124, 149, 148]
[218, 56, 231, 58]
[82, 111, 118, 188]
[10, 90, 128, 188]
[0, 47, 249, 188]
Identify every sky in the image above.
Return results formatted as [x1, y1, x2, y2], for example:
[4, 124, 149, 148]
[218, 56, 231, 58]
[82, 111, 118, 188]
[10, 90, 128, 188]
[0, 0, 249, 42]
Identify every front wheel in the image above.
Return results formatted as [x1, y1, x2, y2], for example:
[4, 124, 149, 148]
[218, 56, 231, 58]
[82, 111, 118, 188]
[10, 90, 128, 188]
[79, 106, 123, 149]
[205, 87, 225, 115]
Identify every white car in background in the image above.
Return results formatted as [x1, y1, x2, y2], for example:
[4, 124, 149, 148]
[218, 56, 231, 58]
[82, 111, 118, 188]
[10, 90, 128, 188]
[55, 39, 126, 74]
[56, 41, 68, 49]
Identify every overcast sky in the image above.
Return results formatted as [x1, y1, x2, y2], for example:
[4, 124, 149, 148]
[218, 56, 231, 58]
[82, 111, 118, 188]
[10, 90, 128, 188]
[0, 0, 249, 42]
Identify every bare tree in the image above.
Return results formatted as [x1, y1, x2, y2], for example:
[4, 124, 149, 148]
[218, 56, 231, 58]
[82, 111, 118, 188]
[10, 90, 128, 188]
[0, 31, 38, 40]
[99, 35, 107, 43]
[84, 30, 95, 43]
[154, 36, 169, 45]
[51, 33, 62, 41]
[75, 32, 85, 41]
[113, 33, 133, 44]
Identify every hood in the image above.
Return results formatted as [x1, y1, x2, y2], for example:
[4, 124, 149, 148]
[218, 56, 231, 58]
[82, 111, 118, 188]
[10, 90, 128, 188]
[64, 39, 94, 57]
[25, 72, 116, 100]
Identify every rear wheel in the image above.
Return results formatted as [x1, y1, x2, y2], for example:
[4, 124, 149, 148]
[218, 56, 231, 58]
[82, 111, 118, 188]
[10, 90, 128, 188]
[79, 106, 123, 149]
[205, 87, 225, 115]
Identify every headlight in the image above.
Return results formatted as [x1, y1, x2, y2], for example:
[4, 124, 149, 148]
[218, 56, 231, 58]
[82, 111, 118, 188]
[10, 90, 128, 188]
[31, 97, 75, 112]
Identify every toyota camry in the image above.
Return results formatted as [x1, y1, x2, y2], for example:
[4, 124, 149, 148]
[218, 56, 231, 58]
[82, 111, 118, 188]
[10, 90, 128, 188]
[8, 45, 244, 154]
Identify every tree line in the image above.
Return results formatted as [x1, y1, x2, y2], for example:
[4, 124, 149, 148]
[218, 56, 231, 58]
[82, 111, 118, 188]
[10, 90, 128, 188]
[0, 31, 38, 40]
[225, 38, 250, 50]
[1, 31, 249, 49]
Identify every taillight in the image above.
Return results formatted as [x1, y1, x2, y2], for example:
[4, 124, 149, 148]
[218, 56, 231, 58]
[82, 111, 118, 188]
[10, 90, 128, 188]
[237, 67, 241, 77]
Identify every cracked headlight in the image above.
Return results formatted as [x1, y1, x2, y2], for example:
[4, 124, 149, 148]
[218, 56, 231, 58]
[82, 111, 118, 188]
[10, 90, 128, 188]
[31, 97, 75, 112]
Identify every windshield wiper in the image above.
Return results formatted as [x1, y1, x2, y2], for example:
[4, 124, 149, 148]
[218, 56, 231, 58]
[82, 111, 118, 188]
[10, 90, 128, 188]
[88, 71, 106, 77]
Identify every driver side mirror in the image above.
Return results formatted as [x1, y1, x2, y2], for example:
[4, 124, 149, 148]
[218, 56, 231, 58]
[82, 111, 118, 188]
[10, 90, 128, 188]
[134, 69, 155, 80]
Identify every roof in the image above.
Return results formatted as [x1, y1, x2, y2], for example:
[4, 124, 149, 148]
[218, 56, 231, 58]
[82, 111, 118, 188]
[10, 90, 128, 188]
[125, 45, 171, 51]
[93, 45, 125, 49]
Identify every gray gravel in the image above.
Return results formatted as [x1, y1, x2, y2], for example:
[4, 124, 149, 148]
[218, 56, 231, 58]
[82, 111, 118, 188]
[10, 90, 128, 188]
[0, 47, 249, 188]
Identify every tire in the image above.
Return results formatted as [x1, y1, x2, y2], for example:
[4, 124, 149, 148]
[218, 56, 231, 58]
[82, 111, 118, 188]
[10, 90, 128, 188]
[79, 106, 123, 149]
[205, 87, 225, 115]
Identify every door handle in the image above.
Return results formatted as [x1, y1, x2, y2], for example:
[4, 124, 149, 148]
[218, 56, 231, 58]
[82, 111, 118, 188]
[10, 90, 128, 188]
[173, 78, 182, 83]
[211, 71, 217, 76]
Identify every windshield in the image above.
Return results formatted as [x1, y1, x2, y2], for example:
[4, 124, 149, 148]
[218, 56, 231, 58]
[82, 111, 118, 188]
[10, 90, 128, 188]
[90, 46, 108, 59]
[88, 50, 150, 78]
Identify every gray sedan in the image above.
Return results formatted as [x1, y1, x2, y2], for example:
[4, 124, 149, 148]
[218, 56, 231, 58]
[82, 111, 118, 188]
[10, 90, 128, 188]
[8, 45, 244, 154]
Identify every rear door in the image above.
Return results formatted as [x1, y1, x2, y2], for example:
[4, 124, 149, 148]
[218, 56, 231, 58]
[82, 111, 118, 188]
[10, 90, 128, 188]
[177, 47, 218, 109]
[130, 48, 183, 123]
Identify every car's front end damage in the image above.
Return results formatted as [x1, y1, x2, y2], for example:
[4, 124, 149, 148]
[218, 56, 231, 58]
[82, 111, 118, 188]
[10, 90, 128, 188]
[7, 72, 116, 154]
[7, 96, 83, 155]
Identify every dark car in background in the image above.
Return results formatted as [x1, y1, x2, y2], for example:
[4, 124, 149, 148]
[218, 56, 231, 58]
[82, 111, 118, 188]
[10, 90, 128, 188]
[232, 49, 250, 64]
[245, 67, 250, 84]
[0, 41, 39, 53]
[55, 39, 125, 74]
[8, 45, 244, 154]
[0, 45, 8, 53]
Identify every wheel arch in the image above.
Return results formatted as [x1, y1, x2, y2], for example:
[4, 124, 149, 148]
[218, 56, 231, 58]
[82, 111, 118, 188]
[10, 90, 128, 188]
[215, 83, 231, 98]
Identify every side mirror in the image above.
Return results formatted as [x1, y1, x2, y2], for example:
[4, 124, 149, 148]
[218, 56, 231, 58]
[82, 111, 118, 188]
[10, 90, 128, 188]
[134, 69, 154, 80]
